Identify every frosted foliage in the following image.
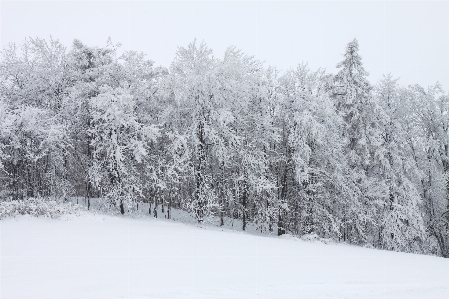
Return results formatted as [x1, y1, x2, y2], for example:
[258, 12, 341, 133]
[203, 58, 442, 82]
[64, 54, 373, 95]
[0, 198, 84, 219]
[89, 87, 159, 211]
[373, 75, 426, 253]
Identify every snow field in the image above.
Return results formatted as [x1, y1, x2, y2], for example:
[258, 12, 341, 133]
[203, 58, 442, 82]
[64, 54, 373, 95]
[1, 213, 448, 299]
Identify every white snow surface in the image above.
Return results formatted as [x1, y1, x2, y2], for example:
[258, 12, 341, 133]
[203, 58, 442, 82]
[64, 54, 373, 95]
[1, 212, 448, 299]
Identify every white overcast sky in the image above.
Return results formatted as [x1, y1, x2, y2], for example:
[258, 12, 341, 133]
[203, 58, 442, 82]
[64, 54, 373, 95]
[1, 1, 449, 90]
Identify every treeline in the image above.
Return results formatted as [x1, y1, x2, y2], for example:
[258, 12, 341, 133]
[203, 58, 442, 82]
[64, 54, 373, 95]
[0, 37, 447, 257]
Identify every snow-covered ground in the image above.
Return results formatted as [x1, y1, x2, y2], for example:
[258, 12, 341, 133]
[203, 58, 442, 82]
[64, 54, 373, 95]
[1, 212, 448, 299]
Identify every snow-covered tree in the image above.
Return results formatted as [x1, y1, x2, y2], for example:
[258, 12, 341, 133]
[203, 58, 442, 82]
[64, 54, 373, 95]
[0, 104, 70, 200]
[276, 64, 357, 239]
[332, 39, 378, 244]
[163, 41, 225, 222]
[0, 38, 72, 201]
[0, 37, 68, 110]
[222, 54, 279, 232]
[403, 84, 449, 256]
[89, 87, 159, 214]
[163, 41, 278, 226]
[373, 75, 426, 253]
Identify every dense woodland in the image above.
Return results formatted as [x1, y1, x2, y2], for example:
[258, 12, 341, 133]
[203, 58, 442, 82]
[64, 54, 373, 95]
[0, 37, 448, 257]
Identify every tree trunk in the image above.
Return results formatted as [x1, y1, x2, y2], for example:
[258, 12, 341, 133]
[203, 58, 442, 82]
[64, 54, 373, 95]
[153, 197, 158, 218]
[242, 178, 247, 231]
[219, 161, 225, 227]
[120, 200, 124, 215]
[278, 206, 285, 236]
[195, 117, 206, 223]
[167, 194, 171, 220]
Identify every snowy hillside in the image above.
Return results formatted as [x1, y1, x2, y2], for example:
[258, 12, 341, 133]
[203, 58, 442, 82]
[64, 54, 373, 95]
[1, 213, 448, 299]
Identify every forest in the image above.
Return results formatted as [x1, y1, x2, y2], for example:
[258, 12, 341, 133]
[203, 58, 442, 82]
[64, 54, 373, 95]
[0, 37, 448, 257]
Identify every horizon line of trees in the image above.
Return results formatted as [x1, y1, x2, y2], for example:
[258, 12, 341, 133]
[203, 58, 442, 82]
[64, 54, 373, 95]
[0, 37, 448, 257]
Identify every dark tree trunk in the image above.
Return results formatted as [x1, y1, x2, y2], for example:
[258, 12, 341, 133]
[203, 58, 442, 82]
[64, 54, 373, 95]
[219, 161, 225, 227]
[167, 195, 171, 220]
[195, 117, 206, 223]
[242, 178, 247, 231]
[153, 197, 158, 218]
[120, 201, 125, 215]
[278, 207, 285, 236]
